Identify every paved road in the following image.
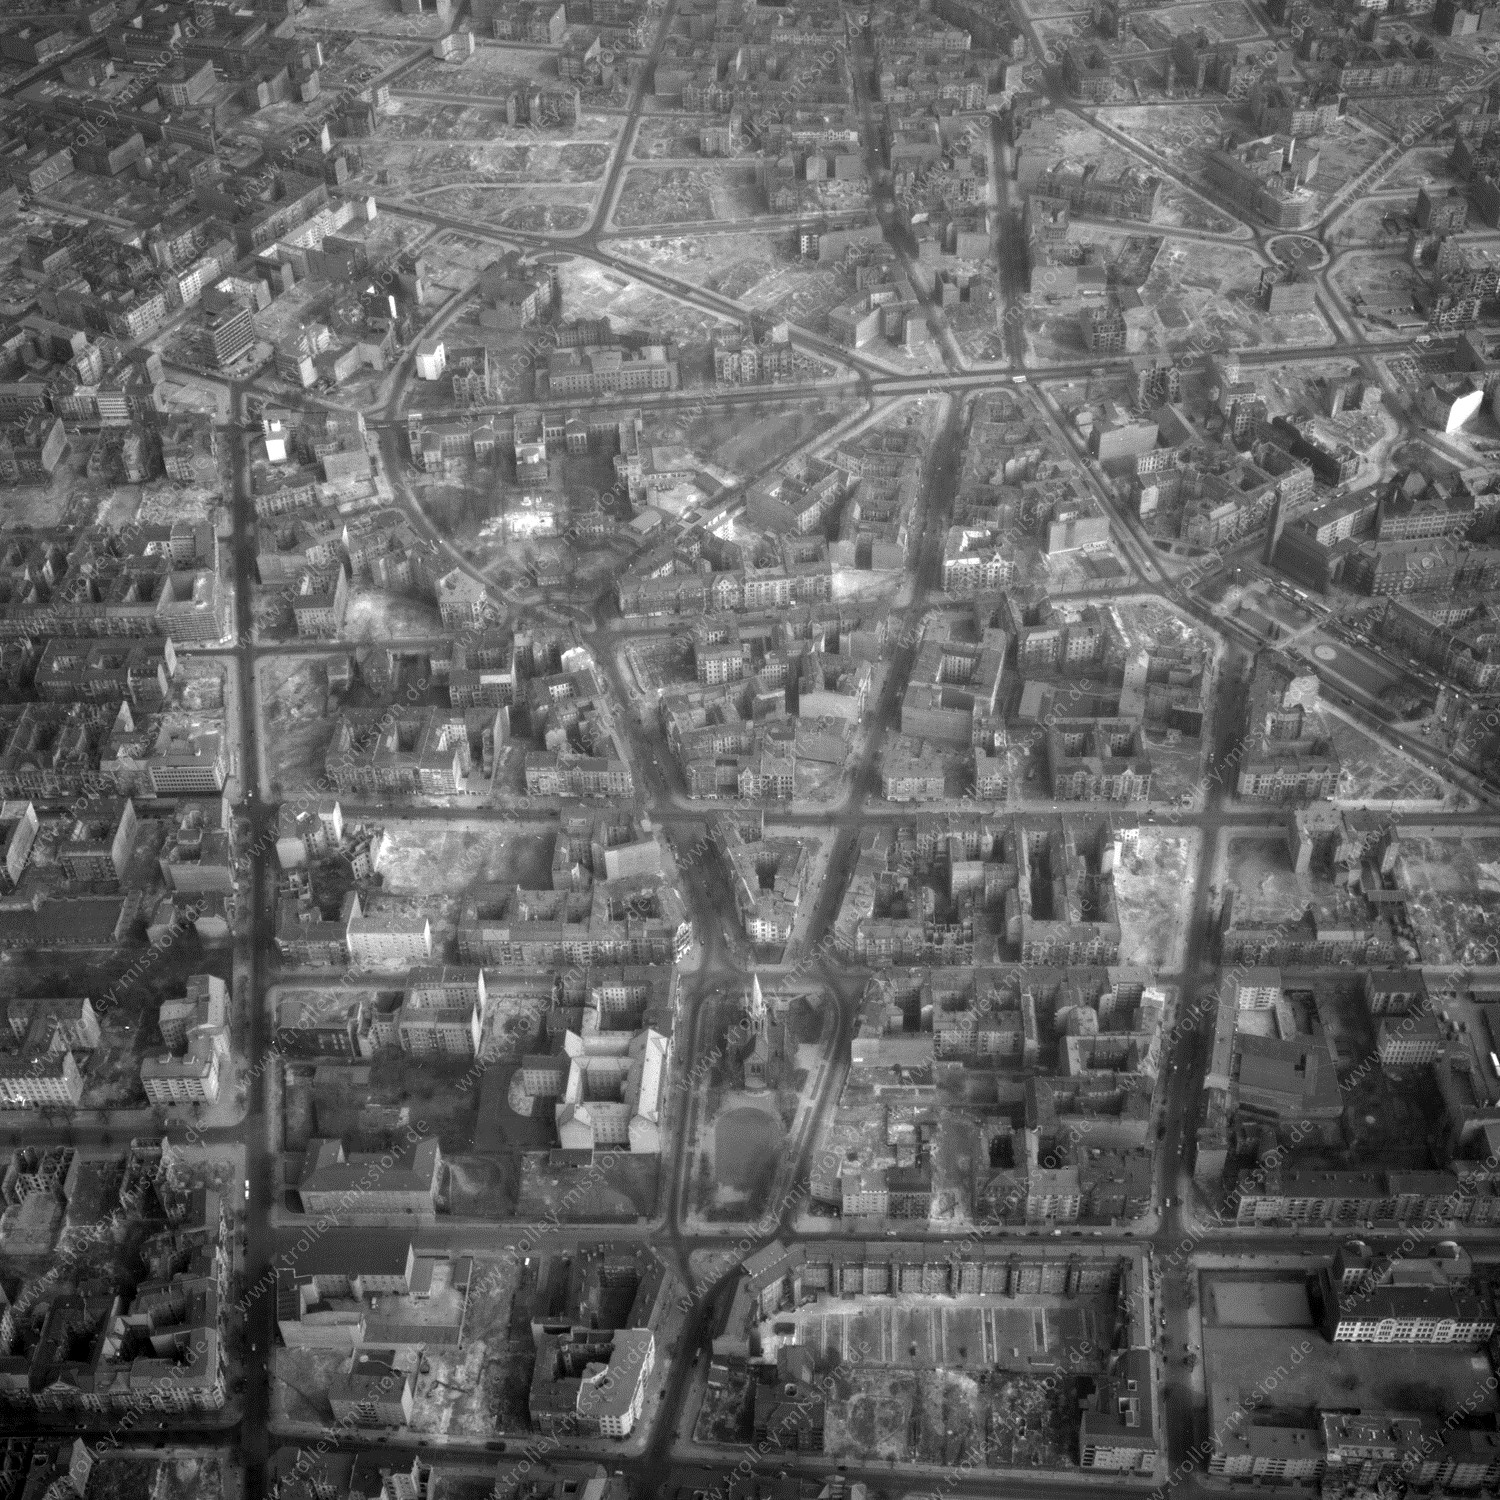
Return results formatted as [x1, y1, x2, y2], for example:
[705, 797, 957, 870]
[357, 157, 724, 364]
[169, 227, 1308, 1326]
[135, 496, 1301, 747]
[226, 378, 279, 1499]
[364, 335, 1478, 429]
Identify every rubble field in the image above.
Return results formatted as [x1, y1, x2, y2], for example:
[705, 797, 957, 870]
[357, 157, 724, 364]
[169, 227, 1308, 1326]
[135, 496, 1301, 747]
[259, 656, 337, 793]
[831, 1367, 1079, 1468]
[419, 182, 596, 234]
[1113, 827, 1198, 970]
[372, 818, 559, 894]
[1323, 707, 1450, 805]
[1222, 834, 1316, 927]
[359, 139, 614, 187]
[612, 164, 765, 227]
[1396, 833, 1500, 966]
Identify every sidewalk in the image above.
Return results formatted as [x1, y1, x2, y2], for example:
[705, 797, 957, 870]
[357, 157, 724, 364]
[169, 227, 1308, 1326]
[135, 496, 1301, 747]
[265, 1205, 660, 1235]
[666, 1436, 1164, 1487]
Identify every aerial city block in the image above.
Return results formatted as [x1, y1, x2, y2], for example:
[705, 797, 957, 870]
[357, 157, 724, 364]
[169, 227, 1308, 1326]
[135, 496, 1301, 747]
[3, 0, 1500, 1496]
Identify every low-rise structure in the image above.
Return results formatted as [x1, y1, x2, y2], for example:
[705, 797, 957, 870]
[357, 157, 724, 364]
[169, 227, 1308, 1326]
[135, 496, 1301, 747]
[296, 1137, 443, 1219]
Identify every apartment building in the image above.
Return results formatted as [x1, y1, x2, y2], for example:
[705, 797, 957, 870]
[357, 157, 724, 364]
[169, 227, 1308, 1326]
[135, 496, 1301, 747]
[142, 974, 229, 1107]
[328, 1350, 415, 1428]
[457, 878, 690, 968]
[1078, 1349, 1158, 1473]
[0, 417, 67, 485]
[0, 800, 36, 894]
[1234, 1168, 1500, 1227]
[1204, 135, 1320, 228]
[900, 616, 1006, 746]
[346, 912, 433, 969]
[712, 329, 796, 382]
[715, 1240, 1149, 1351]
[1012, 821, 1123, 966]
[447, 631, 518, 708]
[206, 303, 256, 367]
[0, 1050, 84, 1108]
[0, 1263, 226, 1415]
[435, 570, 501, 630]
[541, 346, 678, 398]
[397, 966, 486, 1055]
[273, 990, 367, 1059]
[1236, 656, 1341, 801]
[712, 817, 811, 944]
[523, 752, 634, 798]
[553, 1016, 670, 1155]
[531, 1329, 656, 1438]
[325, 708, 472, 796]
[839, 1164, 932, 1219]
[6, 996, 98, 1052]
[147, 727, 229, 795]
[879, 741, 944, 802]
[942, 524, 1017, 593]
[1317, 1280, 1497, 1345]
[56, 796, 136, 884]
[1047, 719, 1153, 803]
[292, 566, 349, 638]
[476, 253, 554, 329]
[1377, 1014, 1445, 1065]
[274, 798, 343, 869]
[1211, 1416, 1328, 1483]
[35, 638, 176, 708]
[1378, 598, 1500, 690]
[276, 891, 358, 967]
[140, 1043, 222, 1107]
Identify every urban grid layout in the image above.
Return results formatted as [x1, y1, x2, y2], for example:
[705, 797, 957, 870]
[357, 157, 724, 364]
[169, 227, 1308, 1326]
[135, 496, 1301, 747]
[7, 0, 1500, 1496]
